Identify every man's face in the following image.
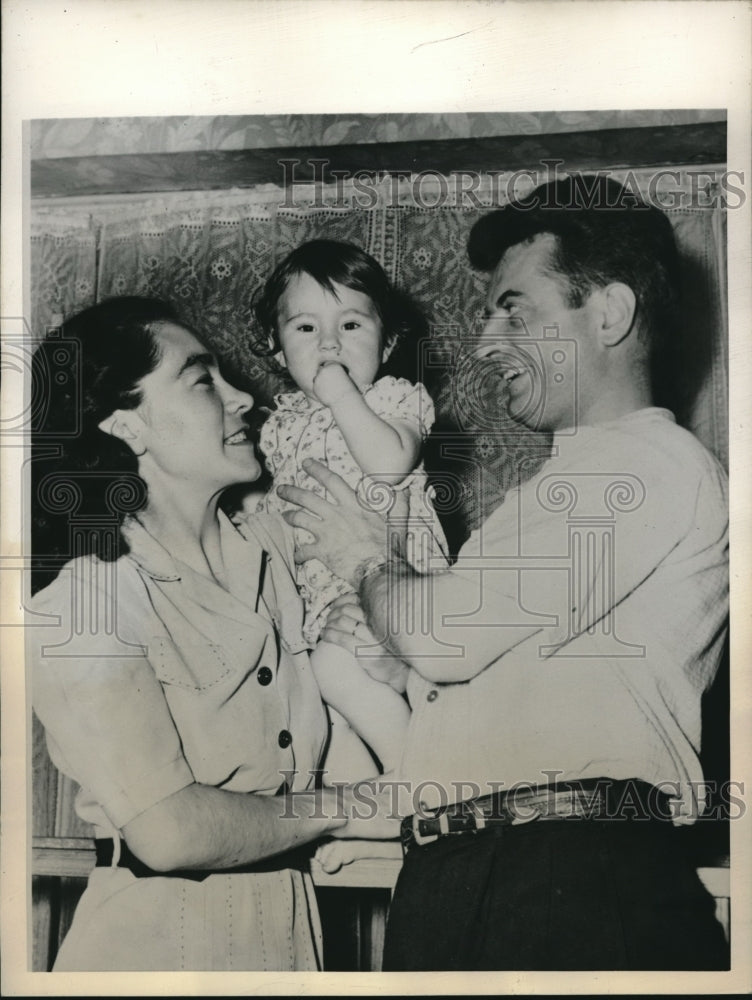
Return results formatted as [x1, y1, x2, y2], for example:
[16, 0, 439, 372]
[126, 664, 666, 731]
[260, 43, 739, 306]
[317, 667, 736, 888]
[477, 233, 601, 432]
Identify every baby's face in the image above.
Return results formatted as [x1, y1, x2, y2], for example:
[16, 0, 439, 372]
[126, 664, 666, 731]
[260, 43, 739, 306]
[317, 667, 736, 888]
[277, 273, 386, 399]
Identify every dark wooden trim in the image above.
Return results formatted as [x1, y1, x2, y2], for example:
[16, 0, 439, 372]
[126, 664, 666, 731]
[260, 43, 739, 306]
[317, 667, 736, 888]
[29, 836, 728, 887]
[31, 835, 402, 889]
[31, 121, 727, 199]
[34, 837, 95, 878]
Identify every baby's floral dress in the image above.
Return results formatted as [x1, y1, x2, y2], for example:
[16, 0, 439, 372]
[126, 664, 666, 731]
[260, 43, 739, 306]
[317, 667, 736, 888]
[257, 376, 449, 644]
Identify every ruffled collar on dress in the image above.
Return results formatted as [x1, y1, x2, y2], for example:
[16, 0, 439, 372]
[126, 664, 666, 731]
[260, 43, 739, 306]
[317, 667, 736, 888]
[272, 378, 389, 413]
[272, 390, 322, 413]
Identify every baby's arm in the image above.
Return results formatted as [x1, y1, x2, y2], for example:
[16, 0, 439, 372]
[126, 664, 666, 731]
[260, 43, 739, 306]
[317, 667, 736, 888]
[310, 640, 409, 774]
[312, 363, 421, 482]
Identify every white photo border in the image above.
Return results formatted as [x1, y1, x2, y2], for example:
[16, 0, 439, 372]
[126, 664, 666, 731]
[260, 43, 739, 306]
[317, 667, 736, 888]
[2, 1, 750, 995]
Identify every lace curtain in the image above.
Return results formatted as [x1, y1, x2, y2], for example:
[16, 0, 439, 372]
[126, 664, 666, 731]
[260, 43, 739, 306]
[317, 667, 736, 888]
[31, 169, 729, 546]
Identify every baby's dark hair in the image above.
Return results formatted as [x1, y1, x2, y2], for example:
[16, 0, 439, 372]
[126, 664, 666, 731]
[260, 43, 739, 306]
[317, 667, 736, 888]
[250, 239, 429, 386]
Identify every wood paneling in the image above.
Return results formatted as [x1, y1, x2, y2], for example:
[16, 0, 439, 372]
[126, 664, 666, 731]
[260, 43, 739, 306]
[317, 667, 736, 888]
[33, 713, 90, 839]
[31, 122, 727, 199]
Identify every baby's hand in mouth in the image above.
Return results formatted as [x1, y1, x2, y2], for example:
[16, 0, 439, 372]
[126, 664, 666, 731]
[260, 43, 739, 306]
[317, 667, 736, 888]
[312, 361, 359, 406]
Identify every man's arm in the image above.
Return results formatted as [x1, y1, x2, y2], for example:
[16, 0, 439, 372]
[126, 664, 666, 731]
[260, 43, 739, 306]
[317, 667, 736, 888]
[358, 551, 541, 683]
[279, 460, 542, 683]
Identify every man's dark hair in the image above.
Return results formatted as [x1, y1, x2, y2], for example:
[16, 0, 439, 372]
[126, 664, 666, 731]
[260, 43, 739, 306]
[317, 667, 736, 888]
[468, 175, 681, 358]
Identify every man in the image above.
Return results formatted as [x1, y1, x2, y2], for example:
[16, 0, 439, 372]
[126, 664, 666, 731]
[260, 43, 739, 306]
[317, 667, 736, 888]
[280, 177, 729, 970]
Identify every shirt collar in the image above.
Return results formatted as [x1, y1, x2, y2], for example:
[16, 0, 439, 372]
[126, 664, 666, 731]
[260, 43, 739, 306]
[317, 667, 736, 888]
[121, 515, 182, 581]
[122, 510, 267, 611]
[121, 509, 257, 585]
[552, 407, 675, 449]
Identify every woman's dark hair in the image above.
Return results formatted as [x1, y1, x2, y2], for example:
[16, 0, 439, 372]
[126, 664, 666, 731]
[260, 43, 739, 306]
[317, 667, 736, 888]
[249, 239, 430, 387]
[31, 297, 180, 594]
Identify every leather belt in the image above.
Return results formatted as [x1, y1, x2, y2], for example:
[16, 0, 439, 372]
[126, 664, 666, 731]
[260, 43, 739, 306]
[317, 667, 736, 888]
[94, 838, 313, 881]
[400, 779, 672, 855]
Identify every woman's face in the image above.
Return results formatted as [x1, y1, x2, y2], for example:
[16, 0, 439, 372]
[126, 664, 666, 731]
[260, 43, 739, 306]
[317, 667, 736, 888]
[128, 322, 260, 495]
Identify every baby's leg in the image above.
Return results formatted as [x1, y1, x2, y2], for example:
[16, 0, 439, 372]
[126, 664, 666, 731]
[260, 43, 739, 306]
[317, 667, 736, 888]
[323, 706, 380, 784]
[310, 640, 410, 774]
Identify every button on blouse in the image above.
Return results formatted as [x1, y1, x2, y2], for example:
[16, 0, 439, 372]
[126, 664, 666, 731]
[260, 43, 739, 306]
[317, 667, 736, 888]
[31, 511, 328, 834]
[257, 666, 273, 686]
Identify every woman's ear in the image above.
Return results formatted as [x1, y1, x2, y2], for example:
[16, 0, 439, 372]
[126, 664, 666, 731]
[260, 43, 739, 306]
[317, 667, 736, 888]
[273, 350, 287, 369]
[97, 410, 146, 456]
[600, 282, 637, 347]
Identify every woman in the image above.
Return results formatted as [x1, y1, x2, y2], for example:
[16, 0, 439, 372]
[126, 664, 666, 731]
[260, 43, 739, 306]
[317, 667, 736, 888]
[30, 297, 348, 971]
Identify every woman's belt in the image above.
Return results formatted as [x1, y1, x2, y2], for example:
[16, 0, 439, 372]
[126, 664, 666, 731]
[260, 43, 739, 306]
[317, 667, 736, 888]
[94, 838, 314, 881]
[401, 778, 674, 854]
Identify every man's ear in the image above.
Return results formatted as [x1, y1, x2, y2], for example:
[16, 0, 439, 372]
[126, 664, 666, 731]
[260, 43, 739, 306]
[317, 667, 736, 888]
[98, 410, 146, 456]
[600, 282, 637, 347]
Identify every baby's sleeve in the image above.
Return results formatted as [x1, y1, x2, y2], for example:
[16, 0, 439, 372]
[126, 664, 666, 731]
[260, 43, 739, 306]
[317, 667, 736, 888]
[367, 377, 436, 439]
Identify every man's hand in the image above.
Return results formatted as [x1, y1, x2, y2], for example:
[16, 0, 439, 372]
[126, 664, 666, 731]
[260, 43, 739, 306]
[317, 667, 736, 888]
[278, 459, 406, 589]
[321, 594, 409, 692]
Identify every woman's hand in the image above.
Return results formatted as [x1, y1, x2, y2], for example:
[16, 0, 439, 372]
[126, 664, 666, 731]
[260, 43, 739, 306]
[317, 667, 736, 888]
[321, 594, 409, 692]
[329, 780, 405, 841]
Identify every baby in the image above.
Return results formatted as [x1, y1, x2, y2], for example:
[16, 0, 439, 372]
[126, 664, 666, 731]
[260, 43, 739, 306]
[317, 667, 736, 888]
[251, 239, 448, 793]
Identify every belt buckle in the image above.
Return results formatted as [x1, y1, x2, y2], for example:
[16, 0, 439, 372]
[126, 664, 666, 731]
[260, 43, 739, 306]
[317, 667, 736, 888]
[411, 813, 440, 847]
